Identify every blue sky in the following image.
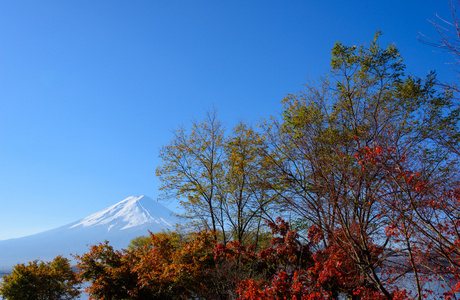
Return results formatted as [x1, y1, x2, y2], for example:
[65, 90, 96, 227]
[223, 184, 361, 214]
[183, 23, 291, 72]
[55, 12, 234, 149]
[0, 0, 456, 240]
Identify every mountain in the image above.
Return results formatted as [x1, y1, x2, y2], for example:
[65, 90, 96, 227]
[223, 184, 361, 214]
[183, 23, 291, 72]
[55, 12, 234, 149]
[0, 195, 178, 271]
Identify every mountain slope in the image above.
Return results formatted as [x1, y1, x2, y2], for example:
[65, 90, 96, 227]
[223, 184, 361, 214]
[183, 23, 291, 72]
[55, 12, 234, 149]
[0, 195, 178, 271]
[70, 195, 176, 231]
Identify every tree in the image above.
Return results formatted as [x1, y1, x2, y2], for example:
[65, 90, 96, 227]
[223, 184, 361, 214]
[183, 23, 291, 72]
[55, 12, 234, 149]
[261, 32, 454, 299]
[419, 0, 460, 156]
[150, 32, 459, 298]
[0, 256, 80, 300]
[76, 231, 222, 300]
[219, 122, 275, 245]
[75, 242, 143, 300]
[77, 221, 411, 300]
[422, 0, 460, 67]
[357, 142, 460, 299]
[233, 218, 409, 300]
[157, 110, 275, 245]
[133, 231, 217, 299]
[156, 108, 225, 239]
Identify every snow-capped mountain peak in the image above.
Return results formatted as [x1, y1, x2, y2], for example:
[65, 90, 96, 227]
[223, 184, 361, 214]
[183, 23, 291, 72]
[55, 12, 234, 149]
[70, 195, 175, 231]
[0, 195, 179, 271]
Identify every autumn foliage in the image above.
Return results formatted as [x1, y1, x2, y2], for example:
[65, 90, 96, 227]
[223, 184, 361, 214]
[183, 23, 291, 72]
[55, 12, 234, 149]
[0, 256, 80, 300]
[74, 218, 413, 300]
[76, 231, 220, 299]
[356, 142, 460, 299]
[70, 138, 458, 300]
[74, 33, 460, 300]
[232, 218, 409, 300]
[4, 31, 460, 299]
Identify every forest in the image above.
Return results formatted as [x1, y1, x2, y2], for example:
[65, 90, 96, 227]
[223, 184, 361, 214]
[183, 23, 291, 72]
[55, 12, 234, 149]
[2, 16, 460, 300]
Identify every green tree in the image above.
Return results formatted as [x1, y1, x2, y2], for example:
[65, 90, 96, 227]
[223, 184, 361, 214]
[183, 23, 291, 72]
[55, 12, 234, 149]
[0, 256, 80, 300]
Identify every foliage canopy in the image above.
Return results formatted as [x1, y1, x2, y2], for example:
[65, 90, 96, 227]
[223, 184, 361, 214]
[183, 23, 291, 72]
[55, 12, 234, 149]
[0, 256, 80, 300]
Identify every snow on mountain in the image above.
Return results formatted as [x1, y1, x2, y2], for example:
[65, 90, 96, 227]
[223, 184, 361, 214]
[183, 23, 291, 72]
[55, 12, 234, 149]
[70, 195, 176, 231]
[0, 195, 179, 271]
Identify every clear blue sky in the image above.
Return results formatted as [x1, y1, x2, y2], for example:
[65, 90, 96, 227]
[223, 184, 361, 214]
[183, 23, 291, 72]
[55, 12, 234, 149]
[0, 0, 456, 240]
